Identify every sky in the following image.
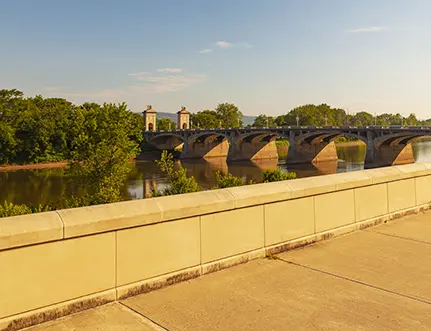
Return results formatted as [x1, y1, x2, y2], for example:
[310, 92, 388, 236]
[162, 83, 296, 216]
[1, 0, 430, 118]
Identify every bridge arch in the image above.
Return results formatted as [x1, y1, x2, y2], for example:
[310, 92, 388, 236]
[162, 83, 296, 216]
[146, 133, 185, 151]
[296, 131, 367, 145]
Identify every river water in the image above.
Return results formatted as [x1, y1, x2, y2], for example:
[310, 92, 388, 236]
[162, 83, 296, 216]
[2, 141, 431, 206]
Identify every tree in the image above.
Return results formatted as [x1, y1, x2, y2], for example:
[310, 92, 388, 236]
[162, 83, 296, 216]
[190, 110, 219, 128]
[151, 151, 202, 196]
[68, 102, 143, 204]
[215, 103, 243, 127]
[157, 118, 176, 131]
[350, 111, 374, 126]
[252, 114, 276, 127]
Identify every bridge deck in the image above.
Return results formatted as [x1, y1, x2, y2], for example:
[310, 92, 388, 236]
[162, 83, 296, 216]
[28, 211, 431, 330]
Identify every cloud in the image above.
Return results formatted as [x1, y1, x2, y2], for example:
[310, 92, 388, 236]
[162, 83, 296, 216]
[157, 68, 183, 73]
[199, 48, 213, 54]
[216, 41, 232, 48]
[345, 26, 389, 33]
[134, 74, 205, 93]
[128, 71, 147, 77]
[58, 69, 206, 101]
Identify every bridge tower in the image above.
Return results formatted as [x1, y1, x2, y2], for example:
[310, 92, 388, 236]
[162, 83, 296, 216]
[143, 105, 157, 131]
[177, 106, 190, 129]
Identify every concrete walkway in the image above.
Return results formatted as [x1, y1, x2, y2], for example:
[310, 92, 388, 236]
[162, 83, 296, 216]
[27, 211, 431, 330]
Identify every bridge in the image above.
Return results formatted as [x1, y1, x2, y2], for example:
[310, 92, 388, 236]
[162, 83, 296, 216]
[144, 125, 431, 167]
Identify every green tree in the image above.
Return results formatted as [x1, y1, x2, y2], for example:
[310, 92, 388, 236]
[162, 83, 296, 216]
[157, 118, 176, 130]
[215, 103, 243, 128]
[152, 151, 202, 196]
[252, 114, 276, 127]
[190, 110, 219, 128]
[350, 111, 374, 126]
[68, 102, 142, 205]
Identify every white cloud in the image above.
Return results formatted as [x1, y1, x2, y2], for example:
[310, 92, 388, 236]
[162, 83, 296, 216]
[345, 26, 389, 33]
[157, 68, 183, 73]
[128, 71, 147, 76]
[57, 69, 206, 101]
[199, 48, 213, 54]
[135, 74, 205, 93]
[216, 41, 232, 48]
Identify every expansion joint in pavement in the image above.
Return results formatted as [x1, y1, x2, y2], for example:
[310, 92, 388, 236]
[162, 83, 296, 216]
[118, 302, 169, 330]
[363, 229, 431, 246]
[274, 256, 431, 306]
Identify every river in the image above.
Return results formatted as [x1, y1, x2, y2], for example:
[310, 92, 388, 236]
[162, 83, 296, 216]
[1, 141, 431, 206]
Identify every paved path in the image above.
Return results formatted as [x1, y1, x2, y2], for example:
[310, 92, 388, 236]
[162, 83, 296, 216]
[27, 211, 431, 330]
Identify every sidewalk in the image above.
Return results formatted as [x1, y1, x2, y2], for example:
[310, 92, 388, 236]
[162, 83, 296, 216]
[27, 211, 431, 330]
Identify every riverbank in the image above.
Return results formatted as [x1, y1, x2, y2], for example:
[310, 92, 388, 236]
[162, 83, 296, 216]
[0, 161, 68, 172]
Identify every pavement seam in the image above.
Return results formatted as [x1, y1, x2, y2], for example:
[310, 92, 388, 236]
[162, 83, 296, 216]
[118, 301, 169, 330]
[274, 257, 431, 306]
[363, 229, 431, 246]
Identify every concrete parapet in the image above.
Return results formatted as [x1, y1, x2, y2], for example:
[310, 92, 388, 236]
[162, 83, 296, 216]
[1, 163, 431, 329]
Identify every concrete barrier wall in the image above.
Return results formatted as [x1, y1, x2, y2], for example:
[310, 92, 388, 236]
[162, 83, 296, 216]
[1, 163, 431, 330]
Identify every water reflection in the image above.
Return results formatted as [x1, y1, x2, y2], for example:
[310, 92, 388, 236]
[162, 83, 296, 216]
[1, 141, 431, 205]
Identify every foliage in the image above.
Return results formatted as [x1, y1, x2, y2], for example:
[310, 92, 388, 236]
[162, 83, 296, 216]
[262, 168, 296, 182]
[0, 201, 51, 218]
[0, 90, 144, 166]
[275, 139, 290, 147]
[190, 110, 220, 128]
[190, 104, 243, 128]
[213, 171, 246, 188]
[151, 151, 202, 196]
[252, 114, 276, 127]
[216, 103, 243, 127]
[157, 118, 176, 130]
[67, 102, 143, 205]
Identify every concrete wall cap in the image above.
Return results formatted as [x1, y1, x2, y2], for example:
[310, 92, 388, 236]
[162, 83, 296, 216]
[227, 182, 292, 208]
[364, 167, 408, 184]
[286, 175, 337, 198]
[155, 189, 235, 221]
[58, 199, 162, 238]
[0, 211, 63, 251]
[325, 171, 373, 191]
[393, 163, 430, 177]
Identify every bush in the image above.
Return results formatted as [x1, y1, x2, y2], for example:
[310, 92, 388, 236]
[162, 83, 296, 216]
[151, 151, 202, 196]
[262, 168, 296, 182]
[213, 171, 246, 188]
[275, 139, 290, 147]
[0, 201, 51, 218]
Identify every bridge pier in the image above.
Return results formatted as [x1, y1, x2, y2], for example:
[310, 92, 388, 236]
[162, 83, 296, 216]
[372, 143, 415, 167]
[181, 136, 230, 159]
[227, 139, 278, 162]
[287, 141, 338, 164]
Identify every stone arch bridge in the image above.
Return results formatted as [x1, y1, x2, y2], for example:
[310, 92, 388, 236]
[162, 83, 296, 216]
[143, 126, 431, 167]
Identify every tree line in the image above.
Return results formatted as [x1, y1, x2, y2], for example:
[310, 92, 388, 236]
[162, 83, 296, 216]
[251, 104, 431, 128]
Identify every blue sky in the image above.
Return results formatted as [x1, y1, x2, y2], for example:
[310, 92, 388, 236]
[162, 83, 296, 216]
[1, 0, 430, 118]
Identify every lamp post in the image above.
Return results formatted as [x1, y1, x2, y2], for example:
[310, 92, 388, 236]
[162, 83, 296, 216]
[266, 117, 269, 127]
[168, 122, 171, 131]
[296, 115, 300, 127]
[324, 115, 328, 126]
[219, 120, 222, 129]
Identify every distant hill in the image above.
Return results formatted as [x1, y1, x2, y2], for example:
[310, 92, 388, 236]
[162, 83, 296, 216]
[157, 112, 256, 126]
